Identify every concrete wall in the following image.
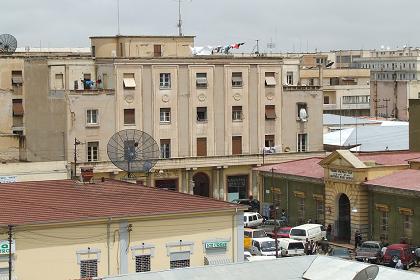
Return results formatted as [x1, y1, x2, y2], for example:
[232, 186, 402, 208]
[1, 211, 240, 280]
[0, 161, 68, 181]
[24, 59, 67, 162]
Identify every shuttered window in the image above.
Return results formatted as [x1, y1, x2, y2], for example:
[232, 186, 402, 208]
[232, 136, 242, 155]
[12, 99, 24, 116]
[80, 259, 97, 278]
[197, 137, 207, 156]
[265, 105, 276, 120]
[124, 109, 135, 125]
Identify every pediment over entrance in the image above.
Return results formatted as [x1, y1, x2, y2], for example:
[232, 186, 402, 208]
[319, 150, 367, 169]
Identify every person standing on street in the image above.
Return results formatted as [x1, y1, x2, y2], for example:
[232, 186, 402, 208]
[415, 247, 420, 266]
[354, 230, 362, 249]
[304, 238, 309, 255]
[395, 259, 404, 269]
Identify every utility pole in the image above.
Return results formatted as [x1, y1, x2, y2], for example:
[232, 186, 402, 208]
[373, 98, 380, 119]
[73, 138, 81, 178]
[383, 98, 390, 119]
[256, 40, 260, 54]
[271, 168, 279, 258]
[117, 0, 120, 35]
[8, 225, 12, 280]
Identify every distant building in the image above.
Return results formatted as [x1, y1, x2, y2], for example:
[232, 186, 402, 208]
[354, 47, 420, 121]
[255, 150, 420, 245]
[0, 179, 245, 280]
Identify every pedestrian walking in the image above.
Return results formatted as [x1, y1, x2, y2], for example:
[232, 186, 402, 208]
[326, 224, 332, 241]
[354, 230, 362, 249]
[309, 240, 314, 255]
[304, 238, 310, 255]
[395, 259, 404, 269]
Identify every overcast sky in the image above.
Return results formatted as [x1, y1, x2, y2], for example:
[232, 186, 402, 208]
[2, 0, 420, 52]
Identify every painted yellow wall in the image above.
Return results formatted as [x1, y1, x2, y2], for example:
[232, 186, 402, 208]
[2, 212, 237, 280]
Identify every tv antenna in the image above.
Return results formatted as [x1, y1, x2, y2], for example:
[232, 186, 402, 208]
[117, 0, 121, 35]
[107, 129, 160, 178]
[175, 0, 192, 36]
[0, 34, 17, 54]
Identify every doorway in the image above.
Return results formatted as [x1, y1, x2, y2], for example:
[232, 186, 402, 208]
[193, 172, 210, 197]
[338, 193, 351, 242]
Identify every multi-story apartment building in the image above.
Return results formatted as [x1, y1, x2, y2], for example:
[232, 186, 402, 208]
[299, 68, 371, 116]
[0, 35, 324, 201]
[354, 47, 420, 120]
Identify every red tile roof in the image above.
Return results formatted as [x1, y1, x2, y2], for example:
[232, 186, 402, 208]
[357, 151, 420, 165]
[254, 157, 324, 180]
[0, 179, 241, 226]
[364, 169, 420, 192]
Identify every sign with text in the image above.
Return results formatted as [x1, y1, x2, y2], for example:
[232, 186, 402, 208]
[329, 169, 353, 180]
[205, 241, 228, 249]
[0, 240, 15, 255]
[0, 176, 17, 183]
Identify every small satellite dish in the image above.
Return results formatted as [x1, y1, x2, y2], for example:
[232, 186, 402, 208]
[107, 129, 160, 178]
[352, 264, 379, 280]
[326, 61, 334, 68]
[0, 34, 17, 54]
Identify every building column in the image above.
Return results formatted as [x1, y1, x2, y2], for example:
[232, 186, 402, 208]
[186, 169, 193, 194]
[212, 168, 220, 199]
[251, 169, 259, 200]
[181, 169, 187, 193]
[219, 166, 226, 201]
[119, 221, 128, 274]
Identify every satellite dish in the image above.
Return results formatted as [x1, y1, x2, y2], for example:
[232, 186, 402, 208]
[0, 34, 17, 54]
[352, 265, 379, 280]
[326, 61, 334, 68]
[107, 129, 160, 178]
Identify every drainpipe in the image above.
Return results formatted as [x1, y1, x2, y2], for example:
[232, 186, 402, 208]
[107, 218, 111, 276]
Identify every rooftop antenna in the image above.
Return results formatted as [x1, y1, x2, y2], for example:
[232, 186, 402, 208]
[177, 0, 182, 36]
[117, 0, 121, 35]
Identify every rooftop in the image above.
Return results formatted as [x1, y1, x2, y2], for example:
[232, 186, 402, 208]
[364, 169, 420, 192]
[0, 179, 241, 227]
[323, 114, 381, 126]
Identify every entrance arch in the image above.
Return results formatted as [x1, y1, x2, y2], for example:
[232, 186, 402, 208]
[338, 193, 351, 242]
[193, 172, 210, 197]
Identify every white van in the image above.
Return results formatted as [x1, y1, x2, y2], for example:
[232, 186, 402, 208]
[250, 237, 277, 256]
[278, 238, 305, 257]
[244, 212, 263, 228]
[289, 224, 326, 242]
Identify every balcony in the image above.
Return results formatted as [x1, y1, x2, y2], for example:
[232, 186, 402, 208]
[68, 88, 115, 95]
[283, 85, 321, 91]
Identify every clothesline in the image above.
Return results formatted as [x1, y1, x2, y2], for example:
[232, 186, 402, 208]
[191, 42, 245, 55]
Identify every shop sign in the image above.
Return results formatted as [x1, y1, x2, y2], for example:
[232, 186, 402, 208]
[0, 240, 15, 255]
[205, 241, 227, 249]
[329, 169, 353, 180]
[0, 176, 16, 183]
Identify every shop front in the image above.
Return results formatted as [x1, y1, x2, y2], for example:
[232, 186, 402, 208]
[202, 239, 232, 265]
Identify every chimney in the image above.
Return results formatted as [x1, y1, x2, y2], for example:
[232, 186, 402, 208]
[80, 167, 94, 183]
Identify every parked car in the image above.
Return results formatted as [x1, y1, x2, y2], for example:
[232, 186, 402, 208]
[266, 227, 292, 239]
[244, 228, 267, 250]
[289, 224, 326, 242]
[250, 237, 278, 256]
[355, 241, 382, 263]
[383, 243, 416, 269]
[329, 247, 352, 260]
[244, 212, 263, 228]
[278, 238, 305, 257]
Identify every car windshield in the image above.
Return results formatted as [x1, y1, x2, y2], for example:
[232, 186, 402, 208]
[361, 243, 378, 249]
[387, 249, 401, 257]
[253, 230, 267, 238]
[290, 229, 306, 236]
[279, 228, 290, 234]
[261, 241, 276, 251]
[288, 242, 304, 250]
[333, 248, 349, 255]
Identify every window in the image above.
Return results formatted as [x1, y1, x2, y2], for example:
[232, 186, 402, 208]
[298, 198, 305, 224]
[12, 99, 23, 116]
[196, 73, 208, 89]
[55, 73, 64, 89]
[265, 105, 276, 120]
[123, 109, 135, 125]
[170, 252, 190, 269]
[265, 72, 276, 87]
[11, 70, 23, 85]
[80, 259, 98, 278]
[418, 92, 420, 99]
[402, 214, 412, 238]
[297, 133, 307, 152]
[286, 72, 294, 85]
[309, 78, 314, 86]
[323, 95, 330, 104]
[160, 73, 171, 89]
[123, 73, 136, 89]
[196, 107, 207, 122]
[160, 139, 171, 159]
[232, 136, 242, 155]
[330, 77, 340, 85]
[196, 137, 207, 156]
[160, 108, 171, 123]
[342, 96, 370, 104]
[265, 135, 274, 148]
[86, 109, 98, 125]
[87, 142, 99, 162]
[83, 73, 92, 90]
[316, 199, 324, 224]
[154, 44, 162, 57]
[170, 259, 190, 269]
[379, 210, 389, 241]
[297, 103, 308, 121]
[232, 72, 243, 87]
[232, 106, 243, 121]
[135, 255, 151, 273]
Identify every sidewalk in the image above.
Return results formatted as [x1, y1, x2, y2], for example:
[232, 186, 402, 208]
[329, 241, 355, 251]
